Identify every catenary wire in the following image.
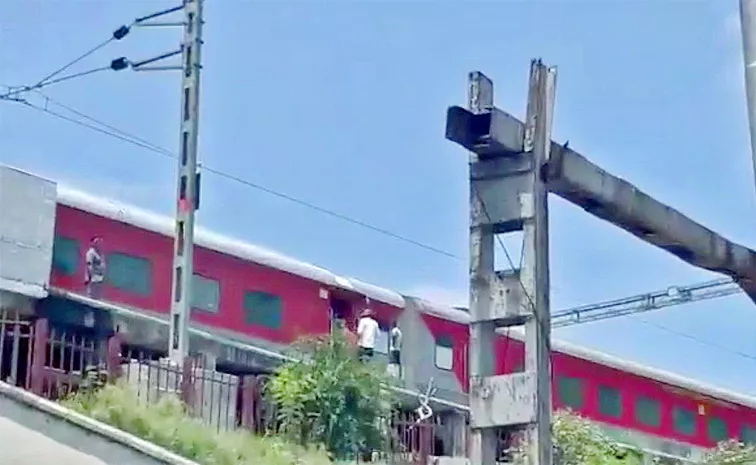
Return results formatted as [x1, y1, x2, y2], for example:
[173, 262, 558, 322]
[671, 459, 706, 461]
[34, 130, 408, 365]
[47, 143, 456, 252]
[9, 94, 460, 260]
[4, 94, 754, 366]
[16, 99, 170, 154]
[0, 35, 116, 101]
[472, 186, 550, 371]
[35, 91, 175, 155]
[33, 37, 115, 88]
[636, 317, 756, 363]
[0, 66, 113, 100]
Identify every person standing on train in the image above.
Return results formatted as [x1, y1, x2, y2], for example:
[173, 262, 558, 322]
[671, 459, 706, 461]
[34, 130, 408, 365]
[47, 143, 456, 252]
[85, 236, 106, 299]
[356, 308, 379, 362]
[388, 320, 403, 378]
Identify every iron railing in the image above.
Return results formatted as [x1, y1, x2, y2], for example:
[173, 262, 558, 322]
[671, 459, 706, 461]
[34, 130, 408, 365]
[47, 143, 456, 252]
[0, 310, 436, 464]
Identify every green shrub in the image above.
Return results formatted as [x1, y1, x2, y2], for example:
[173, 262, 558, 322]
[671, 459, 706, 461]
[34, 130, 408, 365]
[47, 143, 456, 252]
[511, 410, 643, 465]
[701, 439, 756, 464]
[62, 381, 331, 465]
[266, 332, 397, 461]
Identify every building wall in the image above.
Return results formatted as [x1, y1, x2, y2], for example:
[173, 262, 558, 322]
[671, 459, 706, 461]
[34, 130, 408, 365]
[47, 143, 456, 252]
[0, 165, 56, 300]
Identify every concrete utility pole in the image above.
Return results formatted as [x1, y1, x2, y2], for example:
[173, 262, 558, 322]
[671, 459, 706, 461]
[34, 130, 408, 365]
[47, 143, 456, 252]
[445, 59, 557, 465]
[740, 0, 756, 198]
[169, 0, 204, 364]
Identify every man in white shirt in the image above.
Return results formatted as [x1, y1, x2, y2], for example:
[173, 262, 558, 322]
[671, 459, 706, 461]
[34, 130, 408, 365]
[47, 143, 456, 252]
[357, 308, 379, 362]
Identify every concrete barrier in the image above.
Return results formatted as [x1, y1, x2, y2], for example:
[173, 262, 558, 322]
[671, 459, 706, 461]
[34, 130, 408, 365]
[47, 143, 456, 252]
[0, 381, 198, 465]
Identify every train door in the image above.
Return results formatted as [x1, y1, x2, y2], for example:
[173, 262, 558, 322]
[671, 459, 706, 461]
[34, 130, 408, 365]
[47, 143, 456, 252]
[329, 297, 353, 333]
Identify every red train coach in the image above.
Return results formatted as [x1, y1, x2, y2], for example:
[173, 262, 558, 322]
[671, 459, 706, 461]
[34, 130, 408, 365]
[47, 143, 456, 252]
[51, 187, 405, 350]
[48, 184, 756, 461]
[419, 300, 756, 459]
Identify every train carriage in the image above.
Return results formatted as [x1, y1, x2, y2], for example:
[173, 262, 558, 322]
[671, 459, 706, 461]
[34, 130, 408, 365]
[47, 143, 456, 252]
[8, 172, 754, 461]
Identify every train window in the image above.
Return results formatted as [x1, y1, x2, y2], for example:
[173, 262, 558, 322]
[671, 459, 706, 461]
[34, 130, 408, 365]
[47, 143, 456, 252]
[707, 416, 728, 443]
[52, 236, 80, 276]
[672, 406, 696, 436]
[557, 376, 584, 409]
[243, 291, 282, 330]
[191, 274, 220, 313]
[742, 425, 756, 444]
[598, 385, 622, 418]
[635, 396, 661, 428]
[434, 335, 454, 370]
[106, 252, 153, 296]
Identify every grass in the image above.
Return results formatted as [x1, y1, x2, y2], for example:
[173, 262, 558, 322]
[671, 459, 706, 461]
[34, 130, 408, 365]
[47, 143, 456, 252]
[61, 382, 333, 465]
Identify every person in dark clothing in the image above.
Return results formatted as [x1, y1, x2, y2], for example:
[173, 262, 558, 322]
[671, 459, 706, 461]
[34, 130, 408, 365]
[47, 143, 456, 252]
[388, 320, 402, 377]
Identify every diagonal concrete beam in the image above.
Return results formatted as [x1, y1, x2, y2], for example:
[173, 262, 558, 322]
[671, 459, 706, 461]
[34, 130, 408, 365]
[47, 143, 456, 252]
[546, 144, 756, 300]
[448, 105, 756, 301]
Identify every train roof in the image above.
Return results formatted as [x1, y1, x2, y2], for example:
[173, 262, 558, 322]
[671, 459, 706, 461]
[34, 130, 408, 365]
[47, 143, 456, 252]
[55, 181, 756, 412]
[56, 185, 406, 308]
[416, 297, 756, 411]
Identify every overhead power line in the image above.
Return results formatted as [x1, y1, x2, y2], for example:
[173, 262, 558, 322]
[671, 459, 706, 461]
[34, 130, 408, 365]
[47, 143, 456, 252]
[0, 6, 189, 102]
[1, 25, 132, 101]
[1, 66, 121, 101]
[33, 37, 116, 88]
[637, 317, 756, 363]
[8, 93, 459, 259]
[4, 93, 754, 365]
[16, 98, 171, 155]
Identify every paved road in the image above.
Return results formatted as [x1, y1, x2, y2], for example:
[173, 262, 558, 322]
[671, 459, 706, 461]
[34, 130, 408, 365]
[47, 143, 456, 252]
[0, 416, 108, 465]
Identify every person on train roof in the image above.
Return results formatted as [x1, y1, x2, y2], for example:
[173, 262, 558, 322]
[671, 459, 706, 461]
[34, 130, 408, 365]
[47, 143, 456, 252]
[357, 308, 379, 362]
[85, 236, 106, 299]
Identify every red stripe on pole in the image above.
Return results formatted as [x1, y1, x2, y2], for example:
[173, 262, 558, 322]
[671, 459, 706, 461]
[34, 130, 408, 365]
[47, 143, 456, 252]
[179, 198, 191, 213]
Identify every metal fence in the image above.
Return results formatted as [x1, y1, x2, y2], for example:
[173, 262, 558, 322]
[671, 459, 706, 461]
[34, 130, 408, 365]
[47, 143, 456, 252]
[0, 310, 436, 463]
[1, 310, 698, 465]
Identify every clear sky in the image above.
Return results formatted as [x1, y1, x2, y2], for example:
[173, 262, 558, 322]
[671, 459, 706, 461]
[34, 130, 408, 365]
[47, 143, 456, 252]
[2, 1, 755, 395]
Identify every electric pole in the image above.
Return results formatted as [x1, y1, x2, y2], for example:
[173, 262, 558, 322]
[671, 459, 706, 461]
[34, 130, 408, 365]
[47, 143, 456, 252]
[740, 0, 756, 199]
[48, 0, 208, 364]
[169, 0, 204, 364]
[445, 59, 557, 465]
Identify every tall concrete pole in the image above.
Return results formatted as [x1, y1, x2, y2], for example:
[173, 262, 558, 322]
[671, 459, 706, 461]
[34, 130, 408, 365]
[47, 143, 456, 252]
[169, 0, 204, 364]
[466, 70, 499, 465]
[740, 0, 756, 195]
[446, 59, 556, 465]
[521, 60, 557, 465]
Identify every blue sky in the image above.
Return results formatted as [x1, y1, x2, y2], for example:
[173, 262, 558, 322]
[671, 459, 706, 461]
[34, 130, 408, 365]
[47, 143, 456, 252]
[2, 0, 755, 395]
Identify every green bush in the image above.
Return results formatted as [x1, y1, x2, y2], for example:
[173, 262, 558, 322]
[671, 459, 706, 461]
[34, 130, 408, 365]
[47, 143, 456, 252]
[701, 439, 756, 464]
[62, 382, 331, 465]
[514, 410, 756, 465]
[266, 332, 397, 461]
[511, 410, 643, 465]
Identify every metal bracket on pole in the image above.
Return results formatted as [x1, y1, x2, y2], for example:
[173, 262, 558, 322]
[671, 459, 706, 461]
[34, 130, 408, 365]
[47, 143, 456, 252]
[445, 60, 557, 465]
